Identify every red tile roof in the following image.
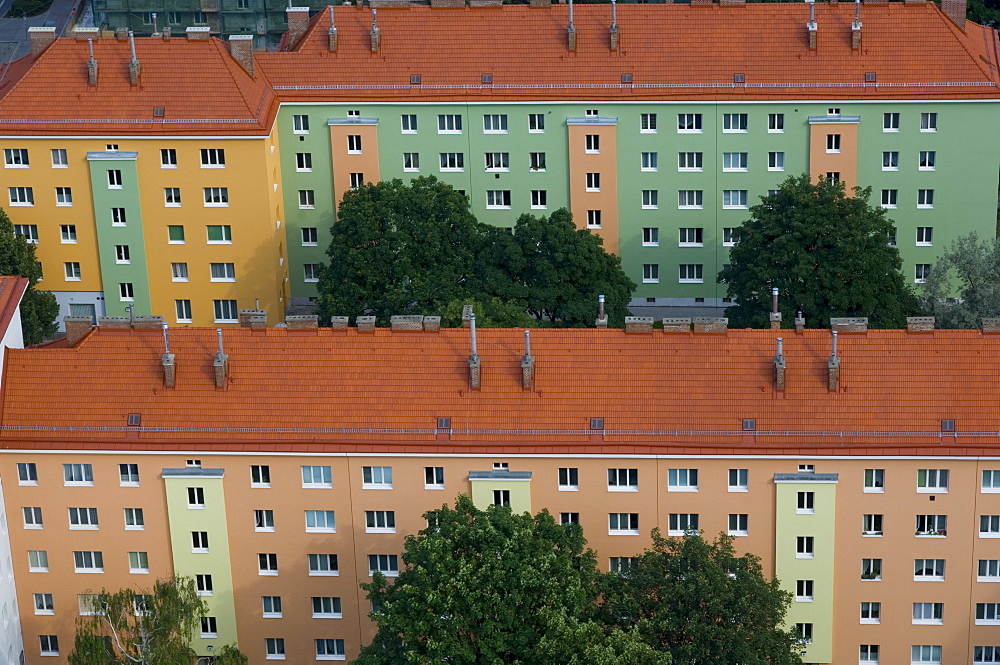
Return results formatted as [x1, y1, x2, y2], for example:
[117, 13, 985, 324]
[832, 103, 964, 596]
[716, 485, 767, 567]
[1, 325, 999, 455]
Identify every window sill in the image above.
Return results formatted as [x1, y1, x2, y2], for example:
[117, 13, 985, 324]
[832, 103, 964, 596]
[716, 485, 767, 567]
[206, 241, 232, 245]
[678, 206, 704, 210]
[18, 481, 37, 486]
[403, 168, 420, 173]
[265, 656, 286, 661]
[197, 591, 213, 596]
[440, 169, 464, 173]
[70, 525, 99, 531]
[585, 189, 600, 193]
[609, 530, 640, 536]
[642, 242, 659, 247]
[919, 167, 935, 172]
[23, 524, 42, 530]
[437, 131, 462, 135]
[558, 486, 579, 492]
[920, 129, 938, 133]
[108, 186, 123, 190]
[912, 620, 943, 626]
[883, 167, 899, 172]
[880, 205, 898, 210]
[917, 205, 934, 210]
[35, 610, 54, 615]
[306, 528, 336, 534]
[309, 571, 340, 577]
[65, 482, 93, 487]
[401, 130, 417, 135]
[210, 278, 236, 283]
[677, 168, 702, 173]
[795, 555, 815, 560]
[204, 204, 230, 208]
[883, 128, 900, 133]
[313, 613, 342, 619]
[529, 168, 546, 173]
[668, 487, 698, 493]
[56, 203, 73, 208]
[917, 488, 947, 494]
[130, 569, 150, 574]
[678, 279, 704, 284]
[483, 131, 508, 135]
[980, 533, 1000, 539]
[347, 151, 362, 155]
[642, 279, 659, 284]
[485, 169, 510, 174]
[767, 129, 784, 134]
[75, 569, 104, 574]
[200, 165, 226, 169]
[165, 203, 181, 208]
[530, 205, 547, 210]
[4, 165, 28, 169]
[728, 531, 749, 537]
[302, 484, 332, 489]
[485, 206, 511, 210]
[29, 568, 48, 573]
[369, 571, 398, 577]
[176, 318, 193, 324]
[8, 203, 33, 207]
[316, 656, 346, 661]
[255, 527, 275, 533]
[362, 484, 393, 490]
[722, 168, 748, 173]
[914, 577, 944, 581]
[678, 243, 703, 248]
[722, 206, 748, 210]
[677, 130, 703, 134]
[161, 165, 177, 169]
[864, 488, 884, 493]
[641, 168, 658, 173]
[768, 167, 785, 172]
[976, 620, 1000, 625]
[722, 130, 747, 134]
[862, 533, 883, 537]
[424, 484, 445, 490]
[258, 571, 279, 576]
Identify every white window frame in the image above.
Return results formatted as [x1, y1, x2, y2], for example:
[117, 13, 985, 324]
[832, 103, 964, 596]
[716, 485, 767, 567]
[865, 468, 885, 492]
[68, 507, 99, 530]
[17, 462, 37, 485]
[862, 513, 883, 536]
[585, 135, 600, 154]
[175, 300, 192, 324]
[976, 602, 1000, 625]
[401, 114, 417, 134]
[362, 466, 393, 489]
[160, 148, 176, 168]
[196, 574, 214, 596]
[301, 465, 332, 489]
[860, 601, 881, 624]
[265, 637, 286, 660]
[368, 553, 398, 577]
[919, 150, 936, 171]
[347, 135, 362, 154]
[530, 190, 547, 210]
[920, 112, 938, 132]
[558, 467, 578, 491]
[677, 152, 703, 172]
[915, 264, 932, 284]
[23, 506, 43, 529]
[403, 152, 419, 172]
[262, 595, 282, 618]
[795, 579, 813, 602]
[728, 513, 748, 537]
[917, 469, 949, 493]
[768, 113, 784, 133]
[209, 262, 236, 282]
[586, 173, 601, 192]
[128, 551, 149, 574]
[911, 645, 942, 665]
[292, 114, 310, 134]
[124, 507, 144, 530]
[312, 596, 342, 619]
[883, 112, 900, 132]
[722, 152, 748, 172]
[979, 559, 1000, 582]
[305, 510, 336, 533]
[258, 553, 278, 576]
[642, 227, 659, 247]
[667, 468, 698, 492]
[642, 264, 658, 284]
[587, 210, 601, 229]
[918, 189, 934, 209]
[678, 227, 703, 247]
[678, 264, 704, 284]
[74, 550, 104, 573]
[439, 152, 464, 172]
[607, 468, 638, 492]
[200, 148, 226, 168]
[424, 466, 445, 489]
[883, 151, 899, 171]
[484, 152, 510, 172]
[296, 152, 313, 172]
[608, 512, 640, 535]
[768, 152, 784, 171]
[916, 227, 933, 247]
[203, 187, 229, 207]
[254, 509, 275, 532]
[39, 635, 59, 656]
[678, 190, 703, 209]
[914, 558, 945, 581]
[297, 189, 315, 209]
[728, 468, 749, 492]
[881, 189, 898, 209]
[641, 189, 658, 209]
[668, 513, 699, 536]
[641, 151, 658, 171]
[33, 593, 54, 615]
[28, 549, 49, 572]
[365, 510, 396, 533]
[722, 190, 748, 209]
[677, 113, 702, 133]
[8, 186, 33, 206]
[797, 536, 815, 559]
[981, 515, 1000, 538]
[64, 463, 93, 486]
[722, 113, 748, 133]
[528, 113, 545, 133]
[485, 190, 511, 209]
[483, 114, 508, 134]
[438, 114, 463, 134]
[52, 148, 68, 167]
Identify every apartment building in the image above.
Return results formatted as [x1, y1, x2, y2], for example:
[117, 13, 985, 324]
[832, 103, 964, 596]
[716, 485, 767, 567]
[0, 315, 999, 664]
[2, 1, 999, 321]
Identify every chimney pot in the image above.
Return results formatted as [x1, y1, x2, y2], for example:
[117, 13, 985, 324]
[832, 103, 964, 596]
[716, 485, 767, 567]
[228, 34, 255, 76]
[63, 316, 94, 346]
[28, 27, 57, 56]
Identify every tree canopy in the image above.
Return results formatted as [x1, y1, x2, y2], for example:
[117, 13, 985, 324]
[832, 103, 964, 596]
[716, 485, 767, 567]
[0, 207, 58, 344]
[601, 530, 802, 665]
[68, 576, 246, 665]
[315, 177, 634, 328]
[719, 174, 918, 329]
[918, 231, 1000, 328]
[355, 495, 668, 665]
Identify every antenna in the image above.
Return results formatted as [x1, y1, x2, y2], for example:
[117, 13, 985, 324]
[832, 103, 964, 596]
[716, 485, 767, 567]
[161, 321, 171, 354]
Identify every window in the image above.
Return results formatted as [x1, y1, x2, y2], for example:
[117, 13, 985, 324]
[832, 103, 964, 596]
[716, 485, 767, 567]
[39, 635, 59, 656]
[880, 189, 898, 209]
[196, 574, 213, 596]
[586, 173, 601, 191]
[768, 113, 784, 132]
[860, 601, 881, 623]
[191, 531, 209, 552]
[919, 150, 936, 170]
[74, 550, 104, 573]
[975, 648, 1000, 664]
[642, 264, 659, 284]
[302, 465, 332, 488]
[914, 558, 945, 580]
[640, 113, 657, 132]
[668, 513, 699, 536]
[424, 466, 445, 489]
[29, 550, 48, 572]
[266, 637, 286, 660]
[642, 227, 659, 247]
[768, 152, 784, 171]
[917, 469, 948, 492]
[258, 553, 278, 575]
[154, 147, 176, 168]
[362, 466, 393, 489]
[560, 512, 580, 525]
[530, 190, 547, 209]
[17, 462, 36, 485]
[558, 467, 579, 490]
[187, 486, 205, 508]
[640, 151, 658, 171]
[529, 152, 546, 171]
[723, 152, 748, 171]
[8, 186, 33, 205]
[299, 263, 319, 283]
[586, 109, 599, 116]
[306, 510, 336, 533]
[918, 189, 934, 208]
[49, 148, 68, 168]
[825, 171, 841, 184]
[678, 190, 703, 209]
[797, 536, 815, 559]
[483, 114, 507, 133]
[722, 190, 748, 209]
[33, 593, 54, 615]
[677, 152, 703, 171]
[484, 152, 510, 171]
[347, 135, 362, 153]
[678, 227, 703, 247]
[982, 515, 1000, 537]
[587, 210, 602, 229]
[678, 113, 702, 132]
[316, 639, 346, 660]
[728, 468, 749, 492]
[883, 151, 899, 170]
[668, 468, 698, 491]
[642, 190, 658, 209]
[170, 262, 188, 282]
[679, 264, 704, 283]
[608, 468, 638, 491]
[368, 554, 398, 576]
[439, 152, 464, 171]
[296, 229, 319, 250]
[728, 513, 749, 536]
[528, 113, 545, 132]
[23, 507, 42, 528]
[722, 228, 739, 247]
[254, 509, 275, 531]
[107, 169, 122, 188]
[723, 113, 748, 132]
[862, 513, 883, 536]
[365, 510, 396, 533]
[492, 489, 510, 506]
[865, 468, 885, 492]
[585, 135, 600, 153]
[438, 115, 463, 134]
[401, 114, 417, 133]
[915, 264, 932, 283]
[251, 465, 270, 487]
[977, 603, 1000, 624]
[795, 623, 813, 644]
[911, 646, 942, 665]
[202, 187, 229, 206]
[14, 224, 38, 243]
[118, 282, 134, 302]
[916, 227, 933, 247]
[196, 616, 218, 638]
[124, 508, 144, 530]
[609, 512, 640, 535]
[200, 148, 225, 167]
[797, 491, 815, 514]
[68, 507, 99, 530]
[209, 263, 236, 282]
[175, 300, 192, 323]
[980, 559, 1000, 581]
[883, 112, 900, 132]
[128, 551, 149, 574]
[920, 112, 938, 131]
[795, 580, 813, 601]
[609, 557, 636, 574]
[64, 463, 93, 485]
[165, 225, 185, 245]
[214, 300, 238, 323]
[400, 152, 420, 172]
[312, 596, 342, 619]
[53, 187, 74, 207]
[293, 114, 310, 133]
[292, 152, 313, 172]
[826, 134, 841, 153]
[486, 190, 511, 209]
[859, 558, 882, 580]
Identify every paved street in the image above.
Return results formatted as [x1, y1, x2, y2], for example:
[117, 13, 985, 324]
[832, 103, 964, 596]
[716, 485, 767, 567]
[0, 0, 78, 61]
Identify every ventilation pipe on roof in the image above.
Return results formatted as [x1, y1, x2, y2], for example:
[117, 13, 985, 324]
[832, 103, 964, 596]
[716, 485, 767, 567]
[596, 294, 608, 328]
[370, 8, 381, 53]
[851, 0, 862, 49]
[214, 328, 229, 389]
[795, 308, 805, 334]
[162, 322, 176, 388]
[468, 313, 481, 390]
[774, 337, 786, 392]
[806, 0, 817, 50]
[328, 6, 338, 52]
[609, 0, 620, 51]
[567, 0, 577, 51]
[128, 31, 141, 85]
[151, 12, 159, 36]
[87, 38, 98, 86]
[770, 287, 782, 330]
[827, 329, 840, 391]
[521, 329, 535, 390]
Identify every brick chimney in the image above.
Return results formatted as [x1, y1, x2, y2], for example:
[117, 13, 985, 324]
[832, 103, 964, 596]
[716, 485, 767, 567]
[827, 330, 840, 391]
[127, 31, 140, 85]
[228, 35, 254, 76]
[422, 316, 441, 332]
[907, 316, 935, 333]
[356, 315, 376, 332]
[942, 0, 966, 29]
[63, 316, 93, 346]
[369, 7, 380, 52]
[830, 317, 868, 333]
[662, 318, 692, 333]
[330, 316, 349, 330]
[132, 315, 163, 330]
[213, 329, 228, 388]
[468, 313, 481, 390]
[28, 27, 56, 56]
[186, 26, 211, 40]
[327, 6, 338, 51]
[239, 308, 267, 328]
[161, 322, 175, 388]
[693, 317, 728, 333]
[461, 304, 474, 328]
[774, 337, 786, 392]
[521, 330, 534, 391]
[286, 315, 319, 330]
[286, 6, 310, 48]
[624, 317, 654, 334]
[806, 0, 817, 50]
[795, 311, 805, 334]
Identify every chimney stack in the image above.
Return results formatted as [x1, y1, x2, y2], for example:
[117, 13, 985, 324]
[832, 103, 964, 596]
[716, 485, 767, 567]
[567, 0, 576, 51]
[63, 316, 94, 346]
[370, 8, 381, 53]
[328, 6, 338, 51]
[774, 337, 786, 392]
[286, 6, 311, 48]
[852, 0, 862, 49]
[87, 38, 98, 86]
[127, 31, 140, 85]
[770, 287, 782, 330]
[795, 309, 805, 334]
[213, 328, 229, 388]
[942, 0, 966, 29]
[521, 329, 535, 390]
[596, 294, 608, 328]
[228, 35, 254, 76]
[28, 27, 56, 57]
[468, 313, 481, 390]
[609, 0, 619, 51]
[186, 26, 210, 39]
[827, 330, 840, 391]
[807, 0, 817, 50]
[161, 322, 176, 388]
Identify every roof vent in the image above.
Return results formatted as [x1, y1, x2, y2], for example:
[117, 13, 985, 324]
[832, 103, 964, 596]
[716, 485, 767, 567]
[127, 413, 141, 426]
[370, 7, 380, 53]
[742, 418, 756, 431]
[213, 328, 229, 389]
[774, 337, 786, 392]
[806, 0, 817, 50]
[521, 329, 535, 390]
[828, 330, 840, 391]
[853, 0, 863, 49]
[481, 73, 492, 84]
[153, 107, 164, 117]
[590, 417, 604, 430]
[865, 72, 875, 82]
[941, 419, 956, 432]
[410, 74, 421, 84]
[621, 73, 632, 83]
[734, 73, 745, 83]
[328, 6, 338, 51]
[437, 417, 451, 429]
[87, 38, 98, 86]
[468, 312, 481, 390]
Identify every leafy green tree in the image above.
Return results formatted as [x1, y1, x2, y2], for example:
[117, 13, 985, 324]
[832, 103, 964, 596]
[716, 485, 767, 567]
[0, 207, 58, 344]
[719, 174, 918, 329]
[355, 495, 669, 665]
[601, 530, 801, 665]
[918, 232, 1000, 328]
[68, 576, 245, 665]
[511, 209, 635, 327]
